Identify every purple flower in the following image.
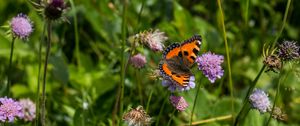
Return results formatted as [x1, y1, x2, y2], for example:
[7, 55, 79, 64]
[0, 97, 24, 122]
[161, 76, 195, 92]
[278, 40, 300, 61]
[140, 29, 168, 52]
[130, 53, 147, 69]
[19, 98, 36, 121]
[169, 96, 188, 111]
[249, 89, 271, 113]
[10, 13, 33, 40]
[196, 52, 224, 83]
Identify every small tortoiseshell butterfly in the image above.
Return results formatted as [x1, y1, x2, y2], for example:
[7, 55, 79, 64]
[159, 35, 202, 87]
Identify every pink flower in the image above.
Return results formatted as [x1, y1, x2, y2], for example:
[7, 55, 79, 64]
[0, 97, 24, 122]
[19, 98, 36, 121]
[10, 13, 33, 40]
[169, 96, 189, 111]
[140, 29, 168, 52]
[196, 52, 224, 83]
[130, 53, 147, 69]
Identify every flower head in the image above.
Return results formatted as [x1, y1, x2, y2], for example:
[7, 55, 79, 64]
[44, 0, 66, 20]
[123, 106, 152, 126]
[278, 41, 300, 61]
[0, 97, 24, 122]
[249, 89, 271, 113]
[161, 76, 195, 92]
[263, 55, 282, 72]
[169, 95, 189, 111]
[10, 13, 33, 40]
[271, 107, 288, 121]
[139, 29, 168, 52]
[196, 52, 224, 83]
[19, 98, 36, 121]
[130, 53, 147, 69]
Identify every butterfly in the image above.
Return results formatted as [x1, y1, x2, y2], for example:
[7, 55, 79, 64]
[159, 35, 202, 87]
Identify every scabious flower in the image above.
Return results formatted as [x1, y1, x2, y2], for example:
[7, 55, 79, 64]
[169, 95, 189, 111]
[19, 98, 36, 121]
[278, 41, 300, 61]
[139, 29, 168, 52]
[249, 89, 271, 113]
[196, 52, 224, 83]
[0, 97, 24, 122]
[123, 106, 152, 126]
[161, 76, 195, 92]
[130, 53, 147, 69]
[10, 13, 33, 40]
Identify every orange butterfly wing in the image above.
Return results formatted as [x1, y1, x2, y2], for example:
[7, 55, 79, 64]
[180, 35, 202, 65]
[160, 35, 202, 87]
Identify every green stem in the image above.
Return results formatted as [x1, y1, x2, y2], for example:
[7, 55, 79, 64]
[167, 109, 176, 126]
[234, 65, 266, 126]
[7, 37, 16, 97]
[244, 0, 250, 26]
[189, 78, 202, 125]
[265, 70, 289, 125]
[271, 0, 291, 49]
[145, 89, 153, 113]
[69, 0, 81, 67]
[217, 0, 234, 122]
[41, 21, 52, 126]
[36, 22, 46, 126]
[136, 0, 145, 31]
[155, 93, 168, 126]
[119, 0, 128, 123]
[136, 70, 143, 105]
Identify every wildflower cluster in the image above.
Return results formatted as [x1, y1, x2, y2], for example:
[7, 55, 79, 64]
[263, 40, 300, 72]
[0, 97, 35, 123]
[128, 29, 168, 69]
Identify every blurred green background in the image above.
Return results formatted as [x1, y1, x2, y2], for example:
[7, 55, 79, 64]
[0, 0, 299, 125]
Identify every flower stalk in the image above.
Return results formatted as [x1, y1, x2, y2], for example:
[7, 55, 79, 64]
[41, 21, 52, 126]
[7, 37, 16, 96]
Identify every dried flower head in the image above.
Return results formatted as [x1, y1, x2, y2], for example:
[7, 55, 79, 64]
[195, 52, 224, 83]
[45, 0, 66, 20]
[0, 97, 24, 122]
[270, 106, 288, 121]
[130, 53, 147, 69]
[30, 0, 68, 21]
[169, 95, 189, 111]
[123, 106, 152, 126]
[278, 41, 300, 61]
[263, 55, 282, 72]
[139, 29, 168, 52]
[249, 89, 271, 113]
[19, 98, 36, 121]
[161, 76, 195, 92]
[10, 13, 33, 40]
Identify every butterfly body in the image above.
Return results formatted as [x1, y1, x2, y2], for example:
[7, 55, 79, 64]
[159, 35, 202, 87]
